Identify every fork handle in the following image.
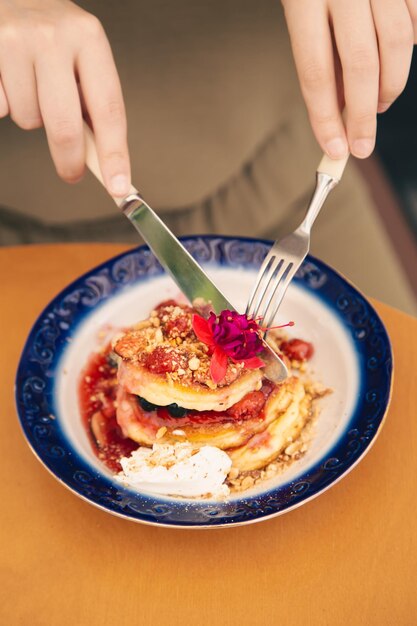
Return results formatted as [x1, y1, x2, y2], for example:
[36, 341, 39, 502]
[317, 153, 349, 182]
[301, 173, 335, 232]
[300, 152, 350, 232]
[318, 107, 349, 181]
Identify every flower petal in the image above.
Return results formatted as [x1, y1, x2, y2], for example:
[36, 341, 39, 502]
[238, 356, 265, 369]
[210, 346, 229, 383]
[192, 314, 215, 346]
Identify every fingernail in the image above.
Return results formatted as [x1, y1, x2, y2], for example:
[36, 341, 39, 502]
[325, 138, 348, 159]
[109, 174, 129, 197]
[351, 139, 374, 159]
[377, 102, 390, 114]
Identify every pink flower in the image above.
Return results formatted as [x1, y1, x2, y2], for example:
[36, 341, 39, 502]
[192, 310, 265, 383]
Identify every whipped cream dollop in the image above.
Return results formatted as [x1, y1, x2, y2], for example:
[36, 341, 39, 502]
[117, 442, 232, 498]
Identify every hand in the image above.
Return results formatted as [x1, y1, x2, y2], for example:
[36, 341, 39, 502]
[282, 0, 416, 159]
[0, 0, 130, 197]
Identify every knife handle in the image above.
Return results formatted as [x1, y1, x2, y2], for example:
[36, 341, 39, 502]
[83, 121, 138, 208]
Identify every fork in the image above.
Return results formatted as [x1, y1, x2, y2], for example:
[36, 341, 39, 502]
[246, 153, 349, 328]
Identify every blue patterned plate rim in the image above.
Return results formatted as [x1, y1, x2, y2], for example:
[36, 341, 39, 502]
[15, 235, 393, 528]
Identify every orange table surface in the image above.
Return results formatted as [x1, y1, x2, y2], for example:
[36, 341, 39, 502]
[1, 243, 417, 626]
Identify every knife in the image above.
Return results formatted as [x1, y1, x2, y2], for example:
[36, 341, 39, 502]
[83, 123, 288, 382]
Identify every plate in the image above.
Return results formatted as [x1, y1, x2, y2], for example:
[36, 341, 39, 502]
[15, 236, 393, 528]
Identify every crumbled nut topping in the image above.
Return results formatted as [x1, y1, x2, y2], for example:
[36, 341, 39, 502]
[113, 301, 243, 389]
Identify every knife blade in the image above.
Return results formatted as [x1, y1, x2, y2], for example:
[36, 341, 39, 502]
[122, 194, 233, 314]
[83, 123, 288, 382]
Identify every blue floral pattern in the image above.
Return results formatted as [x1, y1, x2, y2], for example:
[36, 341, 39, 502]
[15, 236, 392, 527]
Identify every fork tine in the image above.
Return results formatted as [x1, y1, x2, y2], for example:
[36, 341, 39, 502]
[262, 263, 298, 328]
[253, 258, 284, 319]
[254, 261, 292, 326]
[246, 253, 276, 317]
[249, 258, 290, 323]
[246, 254, 283, 318]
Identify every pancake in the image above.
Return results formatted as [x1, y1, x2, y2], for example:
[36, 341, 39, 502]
[115, 376, 307, 459]
[228, 392, 312, 471]
[117, 358, 263, 412]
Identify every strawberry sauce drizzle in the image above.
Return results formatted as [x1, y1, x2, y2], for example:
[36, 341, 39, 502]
[79, 347, 138, 472]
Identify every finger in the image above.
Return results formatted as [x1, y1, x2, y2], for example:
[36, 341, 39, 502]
[372, 0, 414, 113]
[405, 0, 417, 40]
[333, 46, 346, 112]
[0, 76, 9, 118]
[0, 48, 42, 129]
[35, 54, 85, 184]
[76, 22, 130, 197]
[282, 0, 348, 159]
[76, 81, 90, 123]
[331, 0, 380, 159]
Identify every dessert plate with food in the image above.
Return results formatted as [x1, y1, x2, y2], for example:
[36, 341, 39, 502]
[15, 235, 393, 528]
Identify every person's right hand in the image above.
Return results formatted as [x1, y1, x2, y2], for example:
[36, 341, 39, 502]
[0, 0, 130, 197]
[282, 0, 416, 161]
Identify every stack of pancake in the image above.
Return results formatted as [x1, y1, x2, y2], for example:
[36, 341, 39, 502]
[113, 301, 315, 471]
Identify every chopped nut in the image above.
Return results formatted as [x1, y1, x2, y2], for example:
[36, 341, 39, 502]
[188, 356, 200, 371]
[156, 427, 167, 440]
[241, 475, 255, 489]
[285, 441, 302, 456]
[133, 320, 152, 330]
[228, 467, 240, 480]
[307, 381, 329, 397]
